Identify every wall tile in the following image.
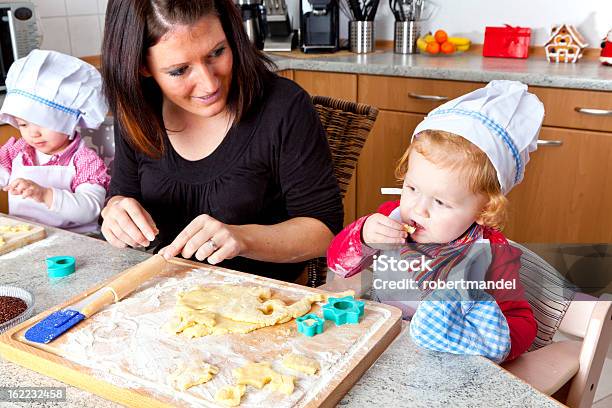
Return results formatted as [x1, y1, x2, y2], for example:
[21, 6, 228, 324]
[67, 15, 101, 57]
[97, 0, 108, 14]
[32, 0, 66, 18]
[65, 0, 98, 15]
[98, 14, 106, 40]
[40, 17, 71, 54]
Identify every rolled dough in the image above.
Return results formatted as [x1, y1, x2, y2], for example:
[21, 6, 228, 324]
[166, 285, 324, 337]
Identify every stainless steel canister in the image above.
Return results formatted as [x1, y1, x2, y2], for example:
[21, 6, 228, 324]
[349, 21, 375, 54]
[394, 20, 419, 54]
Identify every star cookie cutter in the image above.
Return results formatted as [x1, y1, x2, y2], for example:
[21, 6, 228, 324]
[296, 313, 324, 337]
[322, 296, 365, 326]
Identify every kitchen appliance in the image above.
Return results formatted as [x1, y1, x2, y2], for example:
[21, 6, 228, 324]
[262, 0, 296, 51]
[299, 0, 339, 53]
[0, 2, 41, 94]
[236, 0, 267, 50]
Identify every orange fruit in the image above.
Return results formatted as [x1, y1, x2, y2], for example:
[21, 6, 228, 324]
[434, 29, 448, 44]
[440, 41, 456, 54]
[426, 41, 440, 54]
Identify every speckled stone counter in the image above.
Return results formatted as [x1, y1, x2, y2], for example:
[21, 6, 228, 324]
[270, 51, 612, 91]
[0, 226, 561, 407]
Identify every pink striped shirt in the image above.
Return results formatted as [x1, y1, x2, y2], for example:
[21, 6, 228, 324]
[0, 134, 110, 191]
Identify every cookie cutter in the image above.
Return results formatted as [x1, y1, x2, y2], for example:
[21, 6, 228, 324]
[322, 296, 365, 326]
[46, 256, 76, 278]
[296, 313, 324, 337]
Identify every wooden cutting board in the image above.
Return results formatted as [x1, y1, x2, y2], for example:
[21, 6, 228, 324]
[0, 256, 402, 408]
[0, 216, 46, 256]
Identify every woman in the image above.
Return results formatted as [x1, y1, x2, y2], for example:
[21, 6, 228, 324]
[100, 0, 343, 281]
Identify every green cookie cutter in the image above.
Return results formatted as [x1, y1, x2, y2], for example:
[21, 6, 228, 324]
[46, 256, 76, 278]
[296, 313, 325, 337]
[322, 296, 365, 326]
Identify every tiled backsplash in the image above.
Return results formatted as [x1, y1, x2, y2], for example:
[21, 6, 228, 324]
[33, 0, 107, 57]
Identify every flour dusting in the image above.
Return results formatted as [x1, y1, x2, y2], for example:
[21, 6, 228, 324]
[51, 266, 391, 407]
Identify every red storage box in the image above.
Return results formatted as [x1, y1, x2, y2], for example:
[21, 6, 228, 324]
[483, 25, 531, 58]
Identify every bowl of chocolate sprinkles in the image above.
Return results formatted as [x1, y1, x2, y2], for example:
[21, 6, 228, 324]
[0, 286, 34, 334]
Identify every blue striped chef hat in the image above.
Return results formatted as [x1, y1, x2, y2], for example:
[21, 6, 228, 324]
[0, 49, 107, 137]
[412, 80, 545, 194]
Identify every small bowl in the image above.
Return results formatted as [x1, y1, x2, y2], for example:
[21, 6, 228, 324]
[0, 286, 35, 334]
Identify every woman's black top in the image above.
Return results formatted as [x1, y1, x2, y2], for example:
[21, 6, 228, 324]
[109, 75, 344, 281]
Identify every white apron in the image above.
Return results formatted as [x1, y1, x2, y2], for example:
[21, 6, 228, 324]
[9, 149, 97, 233]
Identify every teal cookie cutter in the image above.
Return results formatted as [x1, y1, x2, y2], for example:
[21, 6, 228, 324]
[46, 256, 76, 278]
[322, 296, 365, 326]
[296, 313, 324, 337]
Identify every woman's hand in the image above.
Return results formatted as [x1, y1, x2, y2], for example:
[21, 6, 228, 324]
[362, 213, 407, 247]
[160, 214, 244, 264]
[3, 178, 53, 207]
[101, 196, 158, 248]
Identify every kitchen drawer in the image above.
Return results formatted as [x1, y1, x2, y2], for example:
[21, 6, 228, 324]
[530, 86, 612, 133]
[294, 71, 357, 101]
[358, 75, 482, 113]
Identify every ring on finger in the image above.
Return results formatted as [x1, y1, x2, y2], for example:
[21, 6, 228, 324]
[206, 238, 218, 251]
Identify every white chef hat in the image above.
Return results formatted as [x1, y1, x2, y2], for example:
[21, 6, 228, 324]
[0, 49, 107, 137]
[412, 80, 544, 194]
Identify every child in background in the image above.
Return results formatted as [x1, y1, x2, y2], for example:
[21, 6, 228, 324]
[327, 80, 543, 363]
[0, 49, 109, 233]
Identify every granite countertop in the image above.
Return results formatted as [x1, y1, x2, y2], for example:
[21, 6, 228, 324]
[0, 225, 562, 407]
[269, 50, 612, 91]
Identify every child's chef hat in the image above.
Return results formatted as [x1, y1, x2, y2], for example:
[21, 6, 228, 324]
[0, 49, 107, 136]
[412, 80, 544, 194]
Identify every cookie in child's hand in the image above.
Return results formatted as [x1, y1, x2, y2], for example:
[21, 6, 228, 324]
[403, 224, 416, 234]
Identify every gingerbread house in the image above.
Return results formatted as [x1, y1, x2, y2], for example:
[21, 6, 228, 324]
[544, 24, 588, 63]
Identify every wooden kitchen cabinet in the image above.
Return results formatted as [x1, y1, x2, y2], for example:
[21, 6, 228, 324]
[292, 70, 359, 226]
[293, 70, 358, 101]
[530, 86, 612, 133]
[505, 126, 612, 243]
[358, 75, 481, 113]
[356, 74, 612, 243]
[276, 69, 293, 81]
[288, 70, 611, 242]
[0, 124, 18, 144]
[0, 125, 19, 214]
[356, 110, 424, 216]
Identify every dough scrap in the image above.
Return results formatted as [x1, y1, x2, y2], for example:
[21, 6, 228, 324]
[233, 362, 276, 389]
[268, 373, 295, 395]
[0, 224, 31, 233]
[168, 363, 219, 391]
[167, 285, 324, 337]
[233, 361, 295, 395]
[282, 353, 320, 375]
[215, 384, 246, 407]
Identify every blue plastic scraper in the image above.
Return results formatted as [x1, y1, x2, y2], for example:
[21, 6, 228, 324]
[25, 255, 166, 343]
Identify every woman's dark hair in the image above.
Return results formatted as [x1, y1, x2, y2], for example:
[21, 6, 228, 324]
[102, 0, 275, 158]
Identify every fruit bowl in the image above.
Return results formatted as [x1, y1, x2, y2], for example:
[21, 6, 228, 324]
[417, 30, 471, 56]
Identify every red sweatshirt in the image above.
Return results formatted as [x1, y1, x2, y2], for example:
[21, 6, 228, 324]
[326, 200, 537, 362]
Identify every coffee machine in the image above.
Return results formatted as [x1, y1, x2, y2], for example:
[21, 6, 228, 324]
[299, 0, 339, 53]
[262, 0, 296, 51]
[236, 0, 267, 50]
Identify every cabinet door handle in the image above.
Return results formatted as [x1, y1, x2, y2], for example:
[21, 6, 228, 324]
[574, 107, 612, 116]
[408, 92, 449, 101]
[381, 188, 402, 195]
[537, 139, 563, 147]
